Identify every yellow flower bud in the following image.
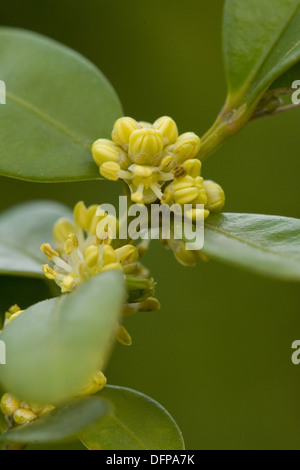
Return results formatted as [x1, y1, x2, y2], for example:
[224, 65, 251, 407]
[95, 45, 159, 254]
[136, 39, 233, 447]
[204, 180, 225, 213]
[13, 408, 37, 425]
[115, 245, 139, 264]
[103, 245, 117, 265]
[182, 159, 202, 178]
[111, 117, 140, 150]
[174, 132, 201, 163]
[138, 297, 161, 312]
[41, 243, 59, 260]
[0, 393, 21, 417]
[53, 218, 77, 244]
[116, 325, 132, 346]
[100, 162, 121, 181]
[153, 116, 178, 145]
[185, 208, 210, 222]
[74, 201, 88, 229]
[129, 128, 164, 165]
[85, 245, 100, 268]
[174, 187, 200, 205]
[92, 139, 122, 167]
[160, 154, 174, 171]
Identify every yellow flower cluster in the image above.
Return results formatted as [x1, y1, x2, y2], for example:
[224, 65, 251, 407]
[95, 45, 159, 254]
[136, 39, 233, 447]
[163, 158, 225, 221]
[92, 116, 202, 204]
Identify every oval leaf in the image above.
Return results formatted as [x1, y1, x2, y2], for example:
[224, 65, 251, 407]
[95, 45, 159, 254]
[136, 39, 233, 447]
[0, 28, 123, 182]
[224, 0, 300, 107]
[0, 271, 125, 404]
[0, 200, 71, 278]
[79, 385, 185, 450]
[204, 213, 300, 282]
[0, 397, 109, 444]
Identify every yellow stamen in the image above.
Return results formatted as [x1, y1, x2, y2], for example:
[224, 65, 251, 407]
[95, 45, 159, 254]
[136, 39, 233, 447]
[41, 243, 59, 260]
[116, 325, 132, 346]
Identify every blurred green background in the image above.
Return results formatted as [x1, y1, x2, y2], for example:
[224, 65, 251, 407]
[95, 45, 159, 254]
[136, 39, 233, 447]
[1, 0, 300, 450]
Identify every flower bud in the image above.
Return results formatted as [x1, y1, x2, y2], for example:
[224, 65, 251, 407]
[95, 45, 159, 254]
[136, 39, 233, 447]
[129, 129, 164, 165]
[173, 132, 201, 163]
[13, 408, 37, 425]
[204, 180, 225, 213]
[116, 325, 132, 346]
[85, 245, 100, 268]
[182, 159, 202, 178]
[153, 116, 178, 145]
[100, 162, 120, 181]
[0, 393, 21, 417]
[112, 117, 140, 150]
[126, 276, 155, 303]
[92, 139, 122, 167]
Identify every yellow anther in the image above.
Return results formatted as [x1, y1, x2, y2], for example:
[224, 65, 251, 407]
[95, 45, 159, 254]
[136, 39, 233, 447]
[5, 310, 23, 326]
[7, 305, 21, 315]
[138, 297, 161, 312]
[85, 245, 100, 268]
[111, 117, 140, 150]
[103, 245, 117, 265]
[154, 116, 178, 145]
[53, 218, 77, 244]
[131, 191, 144, 204]
[173, 132, 201, 163]
[183, 159, 202, 178]
[100, 161, 121, 181]
[115, 245, 139, 264]
[92, 138, 122, 167]
[0, 393, 21, 417]
[64, 234, 79, 255]
[101, 262, 122, 273]
[42, 264, 57, 280]
[41, 243, 59, 260]
[61, 275, 74, 293]
[116, 325, 132, 346]
[13, 409, 37, 425]
[204, 180, 226, 213]
[169, 239, 198, 267]
[129, 128, 164, 165]
[74, 201, 89, 229]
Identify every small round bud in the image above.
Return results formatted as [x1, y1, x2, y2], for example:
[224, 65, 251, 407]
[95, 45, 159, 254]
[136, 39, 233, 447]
[13, 408, 37, 425]
[204, 180, 225, 213]
[173, 132, 201, 163]
[116, 325, 132, 346]
[0, 393, 21, 417]
[129, 128, 164, 165]
[92, 139, 122, 167]
[111, 117, 140, 150]
[100, 162, 120, 181]
[85, 245, 100, 268]
[153, 116, 178, 145]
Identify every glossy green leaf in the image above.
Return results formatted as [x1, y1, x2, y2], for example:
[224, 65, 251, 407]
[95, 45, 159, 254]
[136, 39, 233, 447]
[224, 0, 300, 107]
[0, 397, 109, 444]
[0, 271, 125, 404]
[0, 201, 71, 278]
[204, 213, 300, 282]
[0, 28, 123, 182]
[79, 385, 185, 450]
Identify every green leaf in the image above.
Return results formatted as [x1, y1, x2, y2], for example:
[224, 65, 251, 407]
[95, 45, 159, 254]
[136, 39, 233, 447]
[0, 397, 109, 444]
[224, 0, 300, 107]
[0, 201, 72, 278]
[0, 271, 125, 404]
[79, 385, 185, 450]
[204, 213, 300, 282]
[0, 28, 123, 182]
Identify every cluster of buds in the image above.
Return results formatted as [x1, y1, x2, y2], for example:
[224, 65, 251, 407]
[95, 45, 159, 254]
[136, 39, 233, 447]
[41, 201, 159, 343]
[163, 158, 225, 221]
[92, 116, 202, 204]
